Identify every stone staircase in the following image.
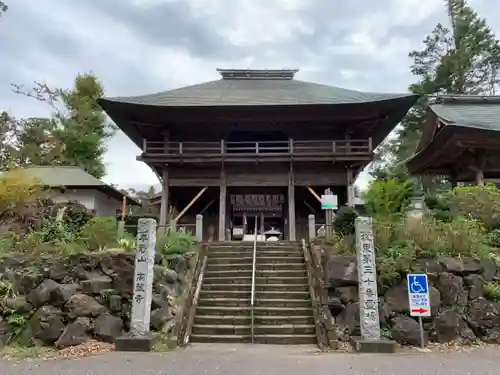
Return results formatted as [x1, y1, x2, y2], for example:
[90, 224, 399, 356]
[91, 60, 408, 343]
[190, 242, 316, 344]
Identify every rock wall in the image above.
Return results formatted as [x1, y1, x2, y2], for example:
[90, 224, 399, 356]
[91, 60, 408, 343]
[0, 250, 196, 348]
[318, 244, 500, 346]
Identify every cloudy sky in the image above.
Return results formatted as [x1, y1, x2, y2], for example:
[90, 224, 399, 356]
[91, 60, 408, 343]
[1, 0, 499, 190]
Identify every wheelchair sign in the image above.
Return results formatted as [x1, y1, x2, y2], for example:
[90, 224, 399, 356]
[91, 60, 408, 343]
[407, 273, 431, 317]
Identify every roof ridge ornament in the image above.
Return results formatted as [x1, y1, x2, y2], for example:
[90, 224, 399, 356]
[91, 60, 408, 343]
[216, 68, 299, 80]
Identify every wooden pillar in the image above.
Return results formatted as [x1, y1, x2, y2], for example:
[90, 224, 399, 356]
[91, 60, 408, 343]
[346, 168, 355, 207]
[476, 169, 485, 186]
[218, 166, 227, 241]
[158, 168, 169, 236]
[288, 163, 296, 241]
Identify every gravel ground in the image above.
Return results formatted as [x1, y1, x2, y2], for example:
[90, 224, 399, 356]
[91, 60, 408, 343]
[1, 343, 499, 375]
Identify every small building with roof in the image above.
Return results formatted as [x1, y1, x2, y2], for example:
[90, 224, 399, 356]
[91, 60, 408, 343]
[406, 95, 500, 186]
[98, 68, 417, 241]
[20, 166, 140, 217]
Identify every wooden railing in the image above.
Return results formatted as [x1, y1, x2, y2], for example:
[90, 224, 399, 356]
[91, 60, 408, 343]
[142, 139, 372, 156]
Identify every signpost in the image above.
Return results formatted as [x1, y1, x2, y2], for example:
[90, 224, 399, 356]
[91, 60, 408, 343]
[407, 273, 431, 349]
[321, 193, 338, 209]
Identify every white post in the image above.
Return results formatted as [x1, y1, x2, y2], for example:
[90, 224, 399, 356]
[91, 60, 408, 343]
[130, 218, 157, 335]
[355, 216, 381, 341]
[308, 214, 316, 241]
[196, 214, 203, 241]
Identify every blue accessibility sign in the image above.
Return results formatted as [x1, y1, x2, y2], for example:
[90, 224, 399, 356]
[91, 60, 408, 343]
[407, 273, 431, 317]
[408, 274, 428, 294]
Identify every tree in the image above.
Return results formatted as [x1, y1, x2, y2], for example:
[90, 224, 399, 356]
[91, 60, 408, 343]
[0, 2, 7, 17]
[372, 0, 500, 179]
[2, 73, 116, 178]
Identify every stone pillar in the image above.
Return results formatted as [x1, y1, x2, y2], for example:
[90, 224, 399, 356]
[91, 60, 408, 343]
[354, 217, 380, 341]
[346, 169, 355, 207]
[196, 214, 203, 241]
[115, 218, 157, 352]
[308, 214, 316, 242]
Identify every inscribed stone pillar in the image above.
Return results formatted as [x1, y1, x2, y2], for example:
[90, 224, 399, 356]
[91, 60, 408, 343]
[355, 216, 381, 341]
[130, 218, 157, 334]
[219, 169, 227, 241]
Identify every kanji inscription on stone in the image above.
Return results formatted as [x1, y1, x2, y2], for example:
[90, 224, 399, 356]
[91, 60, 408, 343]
[130, 218, 157, 334]
[355, 216, 381, 341]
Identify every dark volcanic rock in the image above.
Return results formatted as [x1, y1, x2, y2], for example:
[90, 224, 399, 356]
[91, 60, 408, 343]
[65, 294, 107, 318]
[5, 296, 33, 313]
[55, 317, 91, 349]
[391, 316, 427, 346]
[150, 307, 173, 330]
[80, 275, 113, 294]
[464, 275, 484, 300]
[93, 314, 123, 343]
[384, 284, 409, 313]
[467, 298, 500, 335]
[439, 257, 483, 275]
[324, 256, 357, 286]
[26, 279, 60, 308]
[50, 283, 80, 306]
[435, 273, 467, 307]
[18, 306, 65, 346]
[433, 309, 461, 343]
[336, 286, 358, 304]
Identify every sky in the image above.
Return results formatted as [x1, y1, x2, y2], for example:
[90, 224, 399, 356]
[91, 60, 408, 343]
[1, 0, 499, 191]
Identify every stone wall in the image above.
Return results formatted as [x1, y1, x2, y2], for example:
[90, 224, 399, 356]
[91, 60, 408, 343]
[0, 250, 196, 349]
[314, 244, 500, 346]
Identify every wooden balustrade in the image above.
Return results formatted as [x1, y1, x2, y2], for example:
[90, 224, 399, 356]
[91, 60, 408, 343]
[143, 139, 372, 157]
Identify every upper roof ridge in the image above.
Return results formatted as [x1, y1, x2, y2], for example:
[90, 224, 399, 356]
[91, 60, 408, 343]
[216, 68, 299, 80]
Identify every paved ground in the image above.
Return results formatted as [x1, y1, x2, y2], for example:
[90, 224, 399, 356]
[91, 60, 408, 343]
[1, 344, 498, 375]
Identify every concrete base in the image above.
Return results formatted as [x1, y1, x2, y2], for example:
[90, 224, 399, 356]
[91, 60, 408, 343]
[115, 332, 154, 352]
[349, 336, 397, 353]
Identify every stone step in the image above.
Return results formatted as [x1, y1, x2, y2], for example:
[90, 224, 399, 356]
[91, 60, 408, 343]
[190, 334, 316, 345]
[198, 298, 251, 307]
[207, 257, 254, 265]
[255, 276, 309, 284]
[192, 324, 315, 336]
[196, 306, 313, 317]
[194, 314, 315, 326]
[255, 251, 303, 257]
[198, 297, 311, 308]
[199, 290, 310, 300]
[257, 256, 304, 264]
[255, 299, 312, 308]
[206, 257, 304, 267]
[205, 263, 254, 271]
[204, 269, 253, 278]
[202, 276, 252, 285]
[256, 263, 306, 270]
[200, 283, 308, 292]
[256, 269, 307, 276]
[209, 252, 254, 259]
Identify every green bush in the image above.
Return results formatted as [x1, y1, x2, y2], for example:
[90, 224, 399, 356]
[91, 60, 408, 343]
[79, 217, 117, 251]
[487, 229, 500, 248]
[156, 231, 198, 256]
[448, 184, 500, 231]
[363, 178, 415, 217]
[333, 206, 358, 235]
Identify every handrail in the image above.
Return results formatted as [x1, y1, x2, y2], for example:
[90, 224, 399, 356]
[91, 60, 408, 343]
[143, 138, 372, 155]
[250, 215, 258, 343]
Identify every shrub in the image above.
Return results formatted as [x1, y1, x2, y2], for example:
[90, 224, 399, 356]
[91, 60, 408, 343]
[448, 184, 500, 230]
[79, 217, 117, 251]
[363, 178, 415, 217]
[156, 231, 198, 256]
[333, 206, 358, 235]
[483, 282, 500, 301]
[0, 169, 45, 216]
[486, 229, 500, 248]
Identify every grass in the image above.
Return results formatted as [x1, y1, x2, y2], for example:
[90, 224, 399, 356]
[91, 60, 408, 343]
[0, 344, 54, 360]
[152, 333, 177, 352]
